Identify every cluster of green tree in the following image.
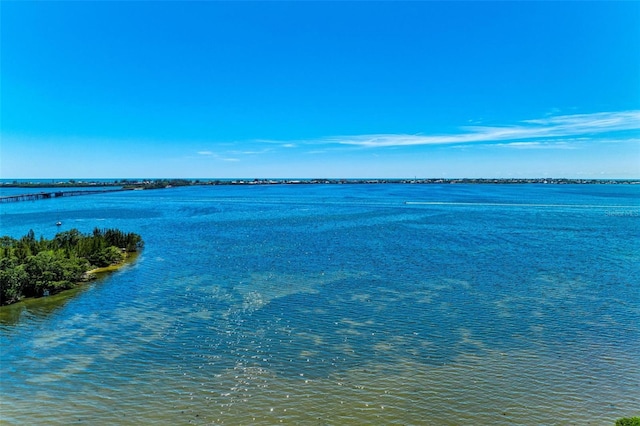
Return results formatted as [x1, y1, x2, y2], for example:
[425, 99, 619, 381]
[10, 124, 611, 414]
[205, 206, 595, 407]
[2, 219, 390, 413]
[121, 179, 193, 189]
[0, 228, 143, 306]
[617, 417, 640, 426]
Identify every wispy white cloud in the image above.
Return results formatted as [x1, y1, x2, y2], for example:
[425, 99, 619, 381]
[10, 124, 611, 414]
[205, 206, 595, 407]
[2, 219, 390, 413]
[600, 137, 640, 145]
[523, 111, 639, 129]
[196, 147, 271, 159]
[194, 111, 639, 161]
[318, 110, 640, 148]
[227, 149, 272, 155]
[494, 141, 577, 150]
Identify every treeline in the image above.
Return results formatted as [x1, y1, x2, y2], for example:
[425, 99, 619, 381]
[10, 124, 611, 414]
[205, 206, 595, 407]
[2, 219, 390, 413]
[121, 179, 193, 190]
[0, 180, 121, 188]
[0, 228, 143, 306]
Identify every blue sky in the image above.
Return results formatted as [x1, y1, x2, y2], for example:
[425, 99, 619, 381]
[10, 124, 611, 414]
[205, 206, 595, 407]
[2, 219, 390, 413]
[2, 1, 639, 179]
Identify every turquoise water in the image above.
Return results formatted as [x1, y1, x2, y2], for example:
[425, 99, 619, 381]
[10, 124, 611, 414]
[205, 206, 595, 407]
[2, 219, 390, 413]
[1, 184, 639, 425]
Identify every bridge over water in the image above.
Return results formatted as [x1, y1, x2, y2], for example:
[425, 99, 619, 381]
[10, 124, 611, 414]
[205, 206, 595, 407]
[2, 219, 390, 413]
[0, 188, 130, 203]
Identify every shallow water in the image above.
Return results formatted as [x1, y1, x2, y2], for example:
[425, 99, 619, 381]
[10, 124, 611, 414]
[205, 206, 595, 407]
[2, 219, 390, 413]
[1, 184, 639, 424]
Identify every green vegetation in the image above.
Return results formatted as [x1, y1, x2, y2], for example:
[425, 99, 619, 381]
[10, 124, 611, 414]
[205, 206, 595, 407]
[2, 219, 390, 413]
[616, 417, 640, 426]
[0, 228, 143, 306]
[121, 178, 193, 190]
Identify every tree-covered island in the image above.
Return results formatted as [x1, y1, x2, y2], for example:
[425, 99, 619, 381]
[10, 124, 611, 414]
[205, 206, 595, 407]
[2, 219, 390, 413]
[0, 228, 143, 306]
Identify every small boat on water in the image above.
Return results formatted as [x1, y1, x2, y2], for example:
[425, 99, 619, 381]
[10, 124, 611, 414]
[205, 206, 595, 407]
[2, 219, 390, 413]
[56, 221, 62, 226]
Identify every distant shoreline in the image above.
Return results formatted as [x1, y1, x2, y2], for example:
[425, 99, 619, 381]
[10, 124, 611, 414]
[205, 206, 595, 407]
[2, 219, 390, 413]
[2, 177, 639, 190]
[3, 178, 638, 204]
